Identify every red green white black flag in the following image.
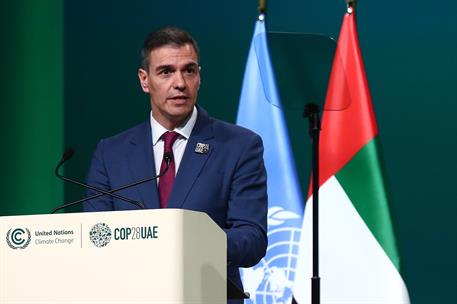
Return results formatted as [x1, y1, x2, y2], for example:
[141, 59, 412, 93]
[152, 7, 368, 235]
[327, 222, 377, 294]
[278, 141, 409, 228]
[292, 10, 411, 304]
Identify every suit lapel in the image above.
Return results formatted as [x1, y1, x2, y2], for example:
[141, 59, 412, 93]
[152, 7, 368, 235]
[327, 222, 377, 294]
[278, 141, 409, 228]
[126, 121, 161, 209]
[167, 108, 214, 208]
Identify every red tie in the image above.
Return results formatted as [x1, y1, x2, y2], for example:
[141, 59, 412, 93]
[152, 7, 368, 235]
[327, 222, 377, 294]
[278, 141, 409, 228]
[158, 131, 180, 208]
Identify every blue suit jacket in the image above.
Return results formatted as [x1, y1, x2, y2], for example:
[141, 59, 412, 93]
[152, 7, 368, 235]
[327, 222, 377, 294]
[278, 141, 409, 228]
[84, 107, 268, 296]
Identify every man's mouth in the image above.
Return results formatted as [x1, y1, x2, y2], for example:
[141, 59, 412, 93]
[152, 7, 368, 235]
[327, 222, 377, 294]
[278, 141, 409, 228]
[168, 96, 189, 103]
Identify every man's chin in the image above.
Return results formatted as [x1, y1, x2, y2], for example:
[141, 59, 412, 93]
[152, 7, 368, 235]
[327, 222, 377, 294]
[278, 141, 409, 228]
[170, 104, 193, 114]
[166, 106, 194, 123]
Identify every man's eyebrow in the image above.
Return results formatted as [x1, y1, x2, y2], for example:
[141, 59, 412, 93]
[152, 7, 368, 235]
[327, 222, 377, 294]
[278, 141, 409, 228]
[155, 64, 173, 72]
[154, 62, 198, 72]
[181, 62, 199, 70]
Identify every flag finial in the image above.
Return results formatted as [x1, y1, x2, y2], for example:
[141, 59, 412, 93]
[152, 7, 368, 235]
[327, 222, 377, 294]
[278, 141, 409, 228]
[346, 0, 357, 14]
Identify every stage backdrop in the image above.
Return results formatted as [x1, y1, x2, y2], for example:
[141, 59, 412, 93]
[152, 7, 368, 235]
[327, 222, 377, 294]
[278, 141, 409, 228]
[1, 1, 456, 303]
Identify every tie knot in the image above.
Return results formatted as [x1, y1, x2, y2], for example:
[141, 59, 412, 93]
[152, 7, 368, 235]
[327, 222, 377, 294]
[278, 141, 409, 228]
[162, 131, 180, 152]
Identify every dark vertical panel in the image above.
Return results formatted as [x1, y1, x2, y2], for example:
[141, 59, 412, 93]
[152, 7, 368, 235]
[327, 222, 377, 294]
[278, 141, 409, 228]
[0, 1, 64, 215]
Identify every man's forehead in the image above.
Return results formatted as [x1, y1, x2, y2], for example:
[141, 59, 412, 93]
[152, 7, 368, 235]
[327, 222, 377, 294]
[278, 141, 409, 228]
[149, 44, 198, 67]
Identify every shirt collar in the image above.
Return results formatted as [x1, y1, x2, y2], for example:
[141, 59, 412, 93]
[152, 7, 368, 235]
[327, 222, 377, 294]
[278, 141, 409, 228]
[150, 106, 198, 146]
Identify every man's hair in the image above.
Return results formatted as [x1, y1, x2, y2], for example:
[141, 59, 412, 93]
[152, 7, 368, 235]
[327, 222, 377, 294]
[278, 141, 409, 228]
[141, 26, 200, 71]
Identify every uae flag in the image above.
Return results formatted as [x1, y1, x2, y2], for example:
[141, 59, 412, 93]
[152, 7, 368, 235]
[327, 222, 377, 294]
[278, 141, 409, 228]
[292, 10, 411, 304]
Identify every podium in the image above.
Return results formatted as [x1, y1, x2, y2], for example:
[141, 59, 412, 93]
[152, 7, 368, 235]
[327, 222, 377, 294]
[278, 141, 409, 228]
[0, 209, 227, 303]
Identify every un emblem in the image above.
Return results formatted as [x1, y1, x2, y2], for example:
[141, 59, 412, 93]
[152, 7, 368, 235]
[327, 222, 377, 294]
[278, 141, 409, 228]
[6, 228, 31, 249]
[242, 206, 302, 304]
[89, 223, 112, 247]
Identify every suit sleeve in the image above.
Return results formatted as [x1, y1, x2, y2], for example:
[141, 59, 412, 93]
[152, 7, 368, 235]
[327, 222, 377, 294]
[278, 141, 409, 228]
[83, 140, 115, 211]
[224, 133, 268, 268]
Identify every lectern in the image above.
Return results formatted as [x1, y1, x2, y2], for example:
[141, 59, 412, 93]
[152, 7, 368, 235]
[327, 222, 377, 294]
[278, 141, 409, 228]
[0, 209, 227, 303]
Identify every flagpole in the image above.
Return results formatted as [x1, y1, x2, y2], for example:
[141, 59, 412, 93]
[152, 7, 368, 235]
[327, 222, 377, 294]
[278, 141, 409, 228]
[257, 0, 266, 23]
[258, 0, 266, 15]
[346, 0, 357, 14]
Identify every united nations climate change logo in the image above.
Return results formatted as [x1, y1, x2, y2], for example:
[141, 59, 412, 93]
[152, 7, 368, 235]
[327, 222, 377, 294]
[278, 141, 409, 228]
[89, 223, 112, 247]
[6, 228, 31, 249]
[242, 206, 302, 304]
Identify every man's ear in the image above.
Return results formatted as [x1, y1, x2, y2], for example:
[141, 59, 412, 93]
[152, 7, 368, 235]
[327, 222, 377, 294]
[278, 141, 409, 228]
[138, 68, 150, 93]
[197, 66, 202, 89]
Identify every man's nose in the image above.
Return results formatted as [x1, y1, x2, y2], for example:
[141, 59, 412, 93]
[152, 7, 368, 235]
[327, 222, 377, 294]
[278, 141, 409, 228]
[172, 72, 186, 90]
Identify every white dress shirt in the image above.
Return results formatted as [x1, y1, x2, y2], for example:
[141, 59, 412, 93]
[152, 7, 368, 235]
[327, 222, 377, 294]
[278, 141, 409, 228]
[150, 106, 198, 179]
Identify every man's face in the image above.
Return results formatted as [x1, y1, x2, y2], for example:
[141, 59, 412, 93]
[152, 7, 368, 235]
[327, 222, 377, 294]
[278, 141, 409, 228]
[138, 44, 200, 130]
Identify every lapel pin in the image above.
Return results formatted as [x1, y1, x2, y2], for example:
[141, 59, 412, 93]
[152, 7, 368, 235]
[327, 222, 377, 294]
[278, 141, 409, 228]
[195, 143, 210, 154]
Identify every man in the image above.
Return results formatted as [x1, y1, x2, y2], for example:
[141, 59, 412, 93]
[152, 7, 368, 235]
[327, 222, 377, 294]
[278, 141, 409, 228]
[84, 27, 267, 302]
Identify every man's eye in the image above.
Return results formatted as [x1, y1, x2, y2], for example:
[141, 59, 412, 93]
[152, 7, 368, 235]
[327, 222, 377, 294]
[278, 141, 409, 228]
[185, 68, 196, 74]
[160, 69, 171, 75]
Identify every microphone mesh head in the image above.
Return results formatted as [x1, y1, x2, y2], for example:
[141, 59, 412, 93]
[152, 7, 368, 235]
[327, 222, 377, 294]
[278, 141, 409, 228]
[62, 148, 75, 161]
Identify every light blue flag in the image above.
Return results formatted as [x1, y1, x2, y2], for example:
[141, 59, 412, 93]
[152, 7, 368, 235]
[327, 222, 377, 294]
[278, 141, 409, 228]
[236, 16, 305, 304]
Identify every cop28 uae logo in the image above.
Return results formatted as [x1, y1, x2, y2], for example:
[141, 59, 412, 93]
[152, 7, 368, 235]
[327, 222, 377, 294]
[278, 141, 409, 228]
[89, 223, 112, 247]
[6, 228, 31, 249]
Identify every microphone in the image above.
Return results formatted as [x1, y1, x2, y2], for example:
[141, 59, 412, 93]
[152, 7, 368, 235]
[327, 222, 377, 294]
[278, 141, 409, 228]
[164, 152, 172, 166]
[58, 148, 75, 166]
[51, 149, 170, 213]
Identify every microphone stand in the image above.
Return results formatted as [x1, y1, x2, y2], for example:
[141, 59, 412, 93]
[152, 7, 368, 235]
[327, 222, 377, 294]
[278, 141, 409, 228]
[303, 103, 321, 304]
[51, 175, 157, 214]
[55, 158, 145, 210]
[51, 150, 171, 214]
